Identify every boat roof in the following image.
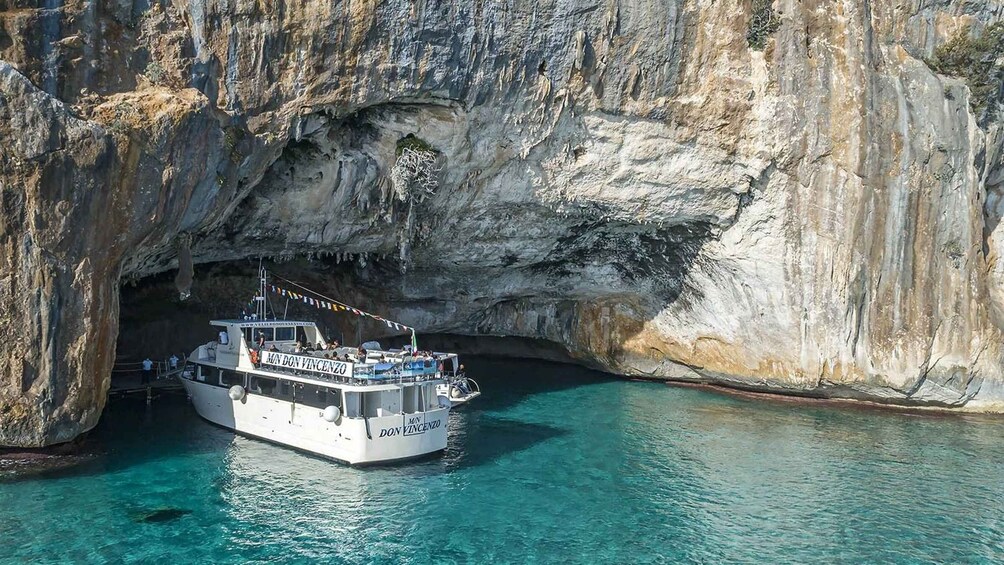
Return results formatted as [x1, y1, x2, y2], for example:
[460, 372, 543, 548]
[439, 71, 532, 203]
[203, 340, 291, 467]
[210, 319, 318, 328]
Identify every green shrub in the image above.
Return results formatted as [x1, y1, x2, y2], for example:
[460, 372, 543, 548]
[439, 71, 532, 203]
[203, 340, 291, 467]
[747, 0, 781, 51]
[145, 60, 165, 85]
[928, 22, 1004, 120]
[395, 134, 435, 156]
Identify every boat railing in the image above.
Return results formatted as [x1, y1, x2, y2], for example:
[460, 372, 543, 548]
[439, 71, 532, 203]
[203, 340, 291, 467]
[443, 373, 479, 393]
[256, 361, 443, 387]
[443, 370, 474, 382]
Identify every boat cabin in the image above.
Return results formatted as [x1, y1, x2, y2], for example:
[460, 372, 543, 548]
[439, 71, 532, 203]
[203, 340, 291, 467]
[190, 319, 456, 387]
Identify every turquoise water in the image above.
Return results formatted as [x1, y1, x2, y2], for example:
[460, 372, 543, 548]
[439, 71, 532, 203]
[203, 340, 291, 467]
[2, 357, 1004, 563]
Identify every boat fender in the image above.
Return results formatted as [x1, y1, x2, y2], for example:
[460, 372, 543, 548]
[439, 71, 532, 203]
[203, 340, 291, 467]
[228, 385, 245, 401]
[451, 387, 462, 399]
[322, 405, 341, 423]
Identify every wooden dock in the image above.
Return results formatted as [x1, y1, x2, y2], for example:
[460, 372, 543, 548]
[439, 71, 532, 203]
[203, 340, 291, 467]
[108, 368, 186, 403]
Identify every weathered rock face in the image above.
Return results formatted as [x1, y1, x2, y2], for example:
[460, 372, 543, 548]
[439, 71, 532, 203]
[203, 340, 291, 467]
[1, 0, 1003, 446]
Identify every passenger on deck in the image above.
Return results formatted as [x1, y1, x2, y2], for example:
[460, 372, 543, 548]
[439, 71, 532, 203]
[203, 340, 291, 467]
[169, 355, 179, 370]
[357, 347, 367, 358]
[257, 332, 266, 350]
[331, 340, 340, 350]
[316, 341, 325, 350]
[218, 330, 229, 345]
[343, 353, 351, 362]
[269, 344, 279, 352]
[294, 340, 305, 354]
[141, 358, 153, 384]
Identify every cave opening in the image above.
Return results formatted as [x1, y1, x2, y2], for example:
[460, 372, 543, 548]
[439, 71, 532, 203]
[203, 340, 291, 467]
[113, 257, 581, 384]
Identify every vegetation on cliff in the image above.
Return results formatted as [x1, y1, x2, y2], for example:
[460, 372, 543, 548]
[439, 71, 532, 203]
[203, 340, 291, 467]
[928, 22, 1004, 122]
[746, 0, 781, 51]
[392, 134, 441, 202]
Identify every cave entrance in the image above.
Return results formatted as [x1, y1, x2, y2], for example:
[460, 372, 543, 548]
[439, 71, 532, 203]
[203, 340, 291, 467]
[113, 257, 424, 381]
[111, 257, 585, 397]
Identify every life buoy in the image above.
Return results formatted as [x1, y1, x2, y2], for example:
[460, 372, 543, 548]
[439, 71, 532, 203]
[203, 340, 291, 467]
[249, 349, 259, 365]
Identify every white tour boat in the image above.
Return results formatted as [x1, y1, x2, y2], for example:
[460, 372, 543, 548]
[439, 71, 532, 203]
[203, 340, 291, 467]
[179, 271, 466, 465]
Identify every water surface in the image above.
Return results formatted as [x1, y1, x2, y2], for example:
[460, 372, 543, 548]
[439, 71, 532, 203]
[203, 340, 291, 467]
[2, 357, 1003, 563]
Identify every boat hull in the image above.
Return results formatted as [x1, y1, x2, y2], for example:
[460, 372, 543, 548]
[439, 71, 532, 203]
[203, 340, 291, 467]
[180, 378, 448, 465]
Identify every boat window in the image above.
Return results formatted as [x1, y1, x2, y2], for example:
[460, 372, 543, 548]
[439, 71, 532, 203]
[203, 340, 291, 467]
[250, 376, 276, 395]
[293, 382, 337, 409]
[274, 327, 295, 341]
[244, 327, 274, 343]
[220, 370, 244, 387]
[344, 391, 361, 418]
[269, 380, 293, 401]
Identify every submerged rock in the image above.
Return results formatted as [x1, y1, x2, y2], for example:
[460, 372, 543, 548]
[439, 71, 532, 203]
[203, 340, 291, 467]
[0, 450, 97, 482]
[1, 1, 1003, 446]
[133, 508, 193, 524]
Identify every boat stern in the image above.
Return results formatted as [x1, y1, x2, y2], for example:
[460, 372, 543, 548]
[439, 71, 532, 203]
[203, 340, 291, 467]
[347, 407, 450, 465]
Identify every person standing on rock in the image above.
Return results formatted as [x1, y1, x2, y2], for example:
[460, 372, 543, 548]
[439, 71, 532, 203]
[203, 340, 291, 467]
[142, 358, 154, 385]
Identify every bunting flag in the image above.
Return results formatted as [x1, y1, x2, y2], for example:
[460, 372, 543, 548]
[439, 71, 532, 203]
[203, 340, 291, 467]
[267, 283, 416, 335]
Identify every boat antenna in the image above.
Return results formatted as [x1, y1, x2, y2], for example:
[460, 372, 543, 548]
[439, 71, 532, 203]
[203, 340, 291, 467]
[256, 262, 267, 320]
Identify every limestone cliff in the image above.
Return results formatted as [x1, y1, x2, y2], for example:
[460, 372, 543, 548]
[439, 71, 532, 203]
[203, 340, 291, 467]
[1, 0, 1003, 446]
